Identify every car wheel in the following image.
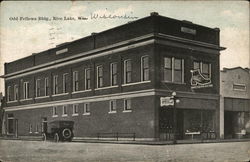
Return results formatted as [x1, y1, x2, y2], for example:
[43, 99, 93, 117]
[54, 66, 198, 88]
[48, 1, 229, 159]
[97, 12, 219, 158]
[54, 133, 59, 142]
[42, 133, 47, 141]
[62, 128, 72, 139]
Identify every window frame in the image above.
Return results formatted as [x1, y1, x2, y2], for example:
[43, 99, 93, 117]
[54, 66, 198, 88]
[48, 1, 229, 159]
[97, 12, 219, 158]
[124, 59, 132, 84]
[23, 82, 29, 99]
[85, 68, 91, 90]
[14, 84, 18, 101]
[123, 98, 132, 112]
[233, 83, 247, 91]
[52, 106, 58, 117]
[45, 77, 49, 96]
[96, 65, 104, 88]
[163, 57, 184, 83]
[7, 86, 11, 102]
[62, 105, 68, 116]
[141, 56, 150, 81]
[83, 103, 90, 115]
[63, 73, 69, 93]
[109, 100, 117, 113]
[53, 75, 58, 95]
[36, 79, 41, 98]
[72, 104, 79, 116]
[73, 71, 79, 92]
[110, 62, 118, 86]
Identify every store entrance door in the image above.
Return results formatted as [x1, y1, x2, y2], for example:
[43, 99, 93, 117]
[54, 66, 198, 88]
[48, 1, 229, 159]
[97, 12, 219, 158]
[224, 111, 233, 139]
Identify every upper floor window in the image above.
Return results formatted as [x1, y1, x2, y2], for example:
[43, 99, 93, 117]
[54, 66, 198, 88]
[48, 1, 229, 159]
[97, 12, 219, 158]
[73, 71, 79, 92]
[97, 66, 103, 88]
[7, 86, 11, 102]
[193, 61, 211, 78]
[124, 59, 132, 84]
[45, 77, 49, 96]
[164, 57, 184, 83]
[110, 63, 118, 86]
[85, 68, 91, 90]
[14, 85, 18, 101]
[36, 79, 41, 97]
[83, 103, 90, 115]
[233, 83, 246, 91]
[53, 75, 58, 95]
[63, 73, 69, 93]
[141, 56, 149, 81]
[52, 106, 58, 117]
[23, 82, 29, 99]
[109, 100, 117, 113]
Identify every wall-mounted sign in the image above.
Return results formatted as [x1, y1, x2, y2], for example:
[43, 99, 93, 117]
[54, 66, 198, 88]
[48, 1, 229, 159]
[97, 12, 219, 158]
[181, 27, 196, 35]
[56, 48, 68, 55]
[160, 97, 174, 106]
[190, 69, 213, 89]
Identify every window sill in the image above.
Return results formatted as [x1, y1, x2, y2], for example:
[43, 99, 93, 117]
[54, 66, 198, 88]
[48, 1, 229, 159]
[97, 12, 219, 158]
[108, 111, 117, 114]
[62, 114, 68, 117]
[72, 89, 92, 94]
[35, 96, 50, 99]
[94, 85, 118, 90]
[52, 93, 69, 97]
[83, 113, 90, 116]
[34, 132, 39, 134]
[122, 80, 151, 87]
[20, 98, 33, 102]
[52, 115, 58, 118]
[123, 110, 132, 113]
[72, 114, 79, 116]
[161, 81, 186, 85]
[7, 100, 18, 104]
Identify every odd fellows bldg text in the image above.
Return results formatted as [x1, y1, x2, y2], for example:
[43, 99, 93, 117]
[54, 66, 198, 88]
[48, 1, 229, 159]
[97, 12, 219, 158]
[1, 12, 226, 141]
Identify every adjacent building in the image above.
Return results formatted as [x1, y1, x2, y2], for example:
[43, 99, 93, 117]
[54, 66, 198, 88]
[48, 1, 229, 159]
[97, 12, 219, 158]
[220, 67, 250, 139]
[1, 12, 225, 141]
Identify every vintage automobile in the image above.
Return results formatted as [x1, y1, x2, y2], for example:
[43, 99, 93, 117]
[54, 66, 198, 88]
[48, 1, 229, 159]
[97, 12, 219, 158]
[42, 120, 74, 142]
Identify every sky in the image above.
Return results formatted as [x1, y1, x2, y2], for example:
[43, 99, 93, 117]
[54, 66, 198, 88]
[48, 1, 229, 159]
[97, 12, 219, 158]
[0, 1, 249, 94]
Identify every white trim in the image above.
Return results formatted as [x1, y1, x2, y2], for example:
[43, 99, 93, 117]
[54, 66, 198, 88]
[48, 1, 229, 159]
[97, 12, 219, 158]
[62, 114, 68, 117]
[4, 89, 155, 111]
[94, 85, 118, 91]
[122, 80, 151, 87]
[123, 110, 132, 113]
[20, 98, 33, 102]
[72, 89, 92, 94]
[83, 113, 90, 116]
[5, 40, 155, 81]
[7, 100, 18, 104]
[108, 111, 117, 114]
[35, 96, 50, 99]
[52, 115, 58, 118]
[52, 93, 69, 97]
[72, 114, 79, 117]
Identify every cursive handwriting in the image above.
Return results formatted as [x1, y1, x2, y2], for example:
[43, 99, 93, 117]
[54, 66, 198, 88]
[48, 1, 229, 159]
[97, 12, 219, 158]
[91, 13, 138, 20]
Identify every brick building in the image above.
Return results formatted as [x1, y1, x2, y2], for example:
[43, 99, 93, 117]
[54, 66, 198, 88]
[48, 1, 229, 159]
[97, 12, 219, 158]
[220, 67, 250, 139]
[1, 12, 225, 141]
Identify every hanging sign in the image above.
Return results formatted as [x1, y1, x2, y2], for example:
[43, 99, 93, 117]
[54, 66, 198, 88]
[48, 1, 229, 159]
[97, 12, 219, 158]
[160, 97, 174, 106]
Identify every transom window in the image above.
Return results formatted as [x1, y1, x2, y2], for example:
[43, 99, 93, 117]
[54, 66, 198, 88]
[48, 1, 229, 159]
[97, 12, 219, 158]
[163, 57, 184, 83]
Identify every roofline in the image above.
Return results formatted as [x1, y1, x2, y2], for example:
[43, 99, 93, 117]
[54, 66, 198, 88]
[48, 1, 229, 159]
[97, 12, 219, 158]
[221, 66, 250, 72]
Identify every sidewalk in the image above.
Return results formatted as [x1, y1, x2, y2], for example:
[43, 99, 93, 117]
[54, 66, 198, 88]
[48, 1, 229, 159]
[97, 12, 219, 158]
[1, 136, 250, 145]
